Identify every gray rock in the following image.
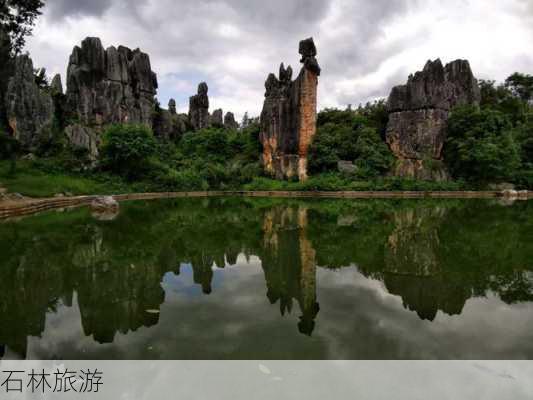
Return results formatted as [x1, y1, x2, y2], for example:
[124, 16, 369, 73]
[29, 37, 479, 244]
[386, 59, 480, 181]
[260, 38, 320, 181]
[50, 74, 63, 95]
[4, 55, 54, 149]
[189, 82, 210, 131]
[488, 183, 516, 191]
[338, 160, 357, 174]
[91, 196, 119, 212]
[65, 124, 100, 159]
[66, 37, 157, 129]
[168, 98, 177, 115]
[502, 189, 519, 199]
[21, 153, 36, 161]
[153, 109, 188, 141]
[224, 112, 239, 130]
[211, 109, 224, 127]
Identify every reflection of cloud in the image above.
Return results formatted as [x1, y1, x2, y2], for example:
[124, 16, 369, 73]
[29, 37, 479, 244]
[23, 264, 533, 360]
[314, 268, 533, 359]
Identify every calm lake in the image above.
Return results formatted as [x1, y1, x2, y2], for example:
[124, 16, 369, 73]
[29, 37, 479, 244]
[1, 197, 533, 360]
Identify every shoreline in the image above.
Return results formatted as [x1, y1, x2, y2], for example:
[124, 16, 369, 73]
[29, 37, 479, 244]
[1, 190, 530, 220]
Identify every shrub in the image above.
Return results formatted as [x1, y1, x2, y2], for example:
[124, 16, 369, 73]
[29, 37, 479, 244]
[444, 106, 521, 183]
[0, 132, 20, 160]
[100, 124, 157, 179]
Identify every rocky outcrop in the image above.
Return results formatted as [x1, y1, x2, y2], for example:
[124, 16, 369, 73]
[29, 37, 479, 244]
[260, 38, 320, 181]
[386, 59, 480, 180]
[65, 37, 158, 157]
[224, 112, 238, 130]
[4, 55, 54, 149]
[211, 108, 223, 127]
[65, 124, 100, 158]
[153, 99, 188, 141]
[189, 82, 210, 131]
[50, 74, 63, 95]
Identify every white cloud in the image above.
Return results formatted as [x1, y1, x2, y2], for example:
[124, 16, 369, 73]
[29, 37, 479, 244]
[26, 0, 533, 120]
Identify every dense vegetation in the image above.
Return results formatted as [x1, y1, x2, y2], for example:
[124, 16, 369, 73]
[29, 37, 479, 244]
[2, 80, 532, 197]
[444, 74, 533, 187]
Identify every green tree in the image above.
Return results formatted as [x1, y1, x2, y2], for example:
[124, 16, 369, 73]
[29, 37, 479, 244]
[0, 0, 44, 56]
[309, 108, 393, 176]
[444, 106, 521, 183]
[506, 73, 533, 103]
[100, 124, 158, 179]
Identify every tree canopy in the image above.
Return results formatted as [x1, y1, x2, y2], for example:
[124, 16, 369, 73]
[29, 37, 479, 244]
[0, 0, 44, 56]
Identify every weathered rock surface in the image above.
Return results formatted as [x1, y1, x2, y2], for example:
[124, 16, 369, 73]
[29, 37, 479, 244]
[4, 55, 54, 149]
[338, 160, 357, 174]
[189, 82, 210, 131]
[260, 38, 320, 181]
[224, 112, 239, 130]
[386, 59, 480, 180]
[65, 37, 158, 153]
[211, 108, 223, 127]
[65, 124, 100, 159]
[91, 196, 119, 211]
[153, 99, 188, 141]
[50, 74, 63, 95]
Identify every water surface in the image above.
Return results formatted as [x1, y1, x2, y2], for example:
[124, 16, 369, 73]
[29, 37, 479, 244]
[1, 197, 532, 359]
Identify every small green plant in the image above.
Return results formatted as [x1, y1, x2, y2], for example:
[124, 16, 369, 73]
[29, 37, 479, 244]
[100, 124, 158, 179]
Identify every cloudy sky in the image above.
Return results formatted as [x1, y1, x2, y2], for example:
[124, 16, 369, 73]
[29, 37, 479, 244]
[26, 0, 533, 120]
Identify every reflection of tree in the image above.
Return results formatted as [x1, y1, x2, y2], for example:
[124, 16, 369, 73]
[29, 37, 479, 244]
[0, 198, 533, 357]
[382, 207, 470, 320]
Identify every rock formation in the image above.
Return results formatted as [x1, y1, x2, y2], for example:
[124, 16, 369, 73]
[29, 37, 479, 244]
[189, 82, 210, 131]
[50, 74, 63, 95]
[386, 59, 480, 180]
[211, 108, 223, 127]
[4, 55, 54, 149]
[168, 98, 177, 114]
[153, 98, 188, 141]
[224, 112, 239, 130]
[260, 38, 320, 181]
[65, 37, 158, 157]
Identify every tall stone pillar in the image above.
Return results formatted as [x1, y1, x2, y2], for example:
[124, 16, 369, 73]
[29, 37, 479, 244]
[260, 38, 321, 181]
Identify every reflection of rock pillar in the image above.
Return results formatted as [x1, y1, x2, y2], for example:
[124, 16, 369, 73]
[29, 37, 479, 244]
[297, 207, 319, 335]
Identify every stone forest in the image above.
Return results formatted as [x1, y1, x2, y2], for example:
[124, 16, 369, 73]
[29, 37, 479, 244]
[2, 27, 533, 200]
[2, 1, 533, 372]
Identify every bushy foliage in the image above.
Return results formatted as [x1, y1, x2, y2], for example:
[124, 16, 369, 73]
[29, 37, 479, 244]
[0, 132, 20, 160]
[100, 124, 158, 179]
[445, 106, 521, 183]
[445, 74, 533, 187]
[308, 107, 393, 177]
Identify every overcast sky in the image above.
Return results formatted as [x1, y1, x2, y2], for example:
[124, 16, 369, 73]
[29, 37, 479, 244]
[26, 0, 533, 120]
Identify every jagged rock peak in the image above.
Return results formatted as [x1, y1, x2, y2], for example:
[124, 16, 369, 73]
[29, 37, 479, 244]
[388, 58, 480, 113]
[168, 99, 176, 115]
[224, 112, 239, 130]
[260, 38, 320, 181]
[66, 36, 158, 128]
[299, 37, 321, 76]
[385, 58, 481, 181]
[211, 108, 223, 127]
[189, 82, 210, 131]
[4, 54, 54, 149]
[50, 74, 63, 95]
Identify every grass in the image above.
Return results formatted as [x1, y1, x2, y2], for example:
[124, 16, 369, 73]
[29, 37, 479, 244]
[0, 160, 137, 197]
[1, 160, 470, 199]
[243, 174, 467, 192]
